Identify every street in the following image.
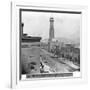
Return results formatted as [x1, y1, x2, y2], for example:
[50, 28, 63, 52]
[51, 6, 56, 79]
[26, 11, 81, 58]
[40, 48, 79, 73]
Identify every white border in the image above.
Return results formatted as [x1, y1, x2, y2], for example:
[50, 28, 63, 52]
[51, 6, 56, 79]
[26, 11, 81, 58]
[11, 1, 88, 88]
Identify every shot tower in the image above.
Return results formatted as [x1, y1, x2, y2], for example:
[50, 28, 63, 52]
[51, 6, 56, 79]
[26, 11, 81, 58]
[49, 17, 54, 40]
[48, 17, 55, 51]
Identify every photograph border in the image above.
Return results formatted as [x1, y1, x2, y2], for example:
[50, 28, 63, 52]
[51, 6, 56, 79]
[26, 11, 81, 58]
[20, 8, 81, 80]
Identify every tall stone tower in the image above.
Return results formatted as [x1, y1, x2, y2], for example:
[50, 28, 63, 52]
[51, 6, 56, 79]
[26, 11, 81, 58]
[49, 17, 54, 40]
[48, 17, 54, 52]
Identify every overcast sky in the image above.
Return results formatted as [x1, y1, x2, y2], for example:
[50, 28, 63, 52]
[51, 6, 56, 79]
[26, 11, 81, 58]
[22, 11, 81, 41]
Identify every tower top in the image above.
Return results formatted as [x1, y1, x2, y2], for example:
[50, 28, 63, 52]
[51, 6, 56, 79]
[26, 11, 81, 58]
[50, 17, 54, 22]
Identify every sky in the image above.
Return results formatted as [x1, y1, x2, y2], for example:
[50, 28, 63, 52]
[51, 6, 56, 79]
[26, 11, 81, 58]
[22, 11, 81, 41]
